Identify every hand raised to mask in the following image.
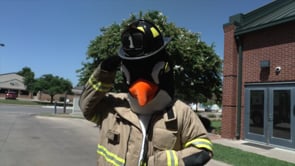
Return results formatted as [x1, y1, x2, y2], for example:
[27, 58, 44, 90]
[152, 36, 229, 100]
[101, 55, 121, 72]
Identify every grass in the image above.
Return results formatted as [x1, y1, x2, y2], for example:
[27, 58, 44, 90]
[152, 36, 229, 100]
[213, 143, 295, 166]
[210, 120, 295, 165]
[211, 120, 221, 134]
[0, 99, 42, 105]
[0, 98, 72, 106]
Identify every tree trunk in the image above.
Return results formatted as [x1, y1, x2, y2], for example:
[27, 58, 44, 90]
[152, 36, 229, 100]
[63, 93, 67, 113]
[50, 95, 54, 104]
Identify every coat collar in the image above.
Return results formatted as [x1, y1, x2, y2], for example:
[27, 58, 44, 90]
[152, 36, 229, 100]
[115, 107, 141, 130]
[114, 99, 178, 132]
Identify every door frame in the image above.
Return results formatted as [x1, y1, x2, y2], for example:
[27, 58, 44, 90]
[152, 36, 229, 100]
[244, 82, 295, 149]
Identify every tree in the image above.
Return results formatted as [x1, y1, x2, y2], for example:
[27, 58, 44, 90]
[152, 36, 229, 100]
[17, 67, 36, 97]
[34, 74, 72, 103]
[77, 11, 222, 103]
[76, 23, 121, 87]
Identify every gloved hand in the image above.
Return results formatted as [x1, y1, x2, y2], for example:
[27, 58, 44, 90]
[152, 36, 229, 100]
[101, 55, 121, 72]
[183, 150, 212, 166]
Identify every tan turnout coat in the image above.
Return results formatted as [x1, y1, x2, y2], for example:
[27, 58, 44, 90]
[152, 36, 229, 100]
[79, 65, 213, 166]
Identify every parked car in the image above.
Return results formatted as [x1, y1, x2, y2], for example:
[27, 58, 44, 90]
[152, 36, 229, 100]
[205, 104, 220, 112]
[189, 103, 206, 112]
[189, 103, 197, 111]
[5, 91, 18, 99]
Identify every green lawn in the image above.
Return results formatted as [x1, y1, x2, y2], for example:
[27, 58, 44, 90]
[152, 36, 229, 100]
[0, 98, 72, 106]
[0, 99, 42, 105]
[211, 120, 221, 134]
[209, 120, 294, 165]
[213, 143, 295, 166]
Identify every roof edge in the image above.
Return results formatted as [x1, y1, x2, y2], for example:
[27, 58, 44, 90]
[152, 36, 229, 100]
[235, 15, 295, 35]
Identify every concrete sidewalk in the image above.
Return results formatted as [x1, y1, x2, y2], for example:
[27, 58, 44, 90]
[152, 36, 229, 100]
[206, 159, 231, 166]
[206, 134, 295, 166]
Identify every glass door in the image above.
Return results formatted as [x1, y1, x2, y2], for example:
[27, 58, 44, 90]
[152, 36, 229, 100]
[245, 86, 295, 148]
[269, 88, 294, 148]
[245, 88, 267, 142]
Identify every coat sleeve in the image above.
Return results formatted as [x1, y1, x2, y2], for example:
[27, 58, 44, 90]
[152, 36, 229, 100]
[79, 64, 117, 124]
[148, 105, 213, 166]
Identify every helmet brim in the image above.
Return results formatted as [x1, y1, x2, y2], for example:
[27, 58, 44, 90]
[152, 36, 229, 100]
[118, 37, 171, 60]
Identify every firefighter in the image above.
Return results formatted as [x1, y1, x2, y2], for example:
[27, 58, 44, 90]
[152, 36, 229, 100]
[79, 19, 213, 166]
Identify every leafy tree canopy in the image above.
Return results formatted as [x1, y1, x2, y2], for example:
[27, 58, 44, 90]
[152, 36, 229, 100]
[17, 67, 35, 93]
[34, 74, 72, 103]
[17, 67, 73, 103]
[77, 10, 222, 104]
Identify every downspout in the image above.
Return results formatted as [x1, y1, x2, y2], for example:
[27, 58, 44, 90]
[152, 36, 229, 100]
[235, 36, 242, 139]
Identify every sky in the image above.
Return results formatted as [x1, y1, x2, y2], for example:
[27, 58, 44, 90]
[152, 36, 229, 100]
[0, 0, 273, 86]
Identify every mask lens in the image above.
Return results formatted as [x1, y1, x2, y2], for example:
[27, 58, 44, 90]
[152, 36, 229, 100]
[122, 31, 144, 57]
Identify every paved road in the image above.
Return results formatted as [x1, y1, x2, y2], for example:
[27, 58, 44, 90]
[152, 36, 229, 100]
[0, 104, 98, 166]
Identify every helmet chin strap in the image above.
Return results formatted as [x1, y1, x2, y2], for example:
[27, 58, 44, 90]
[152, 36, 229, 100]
[128, 89, 172, 115]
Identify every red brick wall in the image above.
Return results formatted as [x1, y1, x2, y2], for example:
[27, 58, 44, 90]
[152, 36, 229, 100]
[0, 92, 73, 102]
[239, 21, 295, 139]
[37, 92, 74, 102]
[222, 24, 238, 138]
[222, 21, 295, 140]
[243, 21, 295, 83]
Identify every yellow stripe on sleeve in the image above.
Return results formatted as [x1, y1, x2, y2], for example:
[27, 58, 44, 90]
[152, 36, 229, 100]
[88, 75, 113, 92]
[184, 138, 213, 152]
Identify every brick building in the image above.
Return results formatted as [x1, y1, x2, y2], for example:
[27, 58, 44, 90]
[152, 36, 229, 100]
[0, 73, 74, 102]
[0, 73, 29, 98]
[222, 0, 295, 149]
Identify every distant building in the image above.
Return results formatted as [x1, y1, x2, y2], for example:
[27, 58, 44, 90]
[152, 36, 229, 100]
[71, 86, 83, 113]
[0, 73, 28, 97]
[0, 72, 75, 102]
[222, 0, 295, 150]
